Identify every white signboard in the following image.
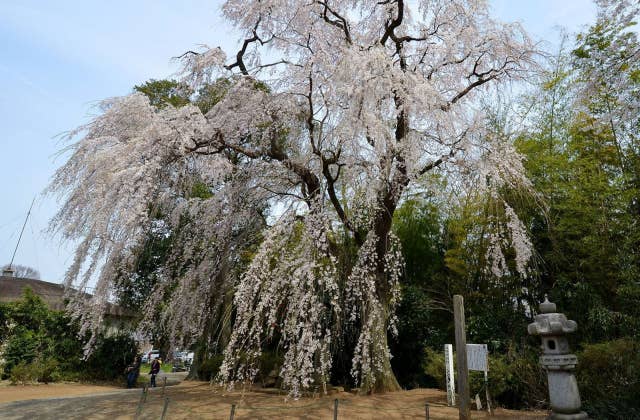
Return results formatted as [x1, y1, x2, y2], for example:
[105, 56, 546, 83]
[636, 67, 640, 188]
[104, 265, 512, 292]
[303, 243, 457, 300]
[445, 343, 491, 412]
[444, 344, 456, 406]
[466, 343, 488, 372]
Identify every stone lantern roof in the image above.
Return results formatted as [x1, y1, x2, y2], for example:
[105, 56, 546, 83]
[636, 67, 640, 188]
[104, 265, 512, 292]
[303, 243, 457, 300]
[527, 296, 577, 337]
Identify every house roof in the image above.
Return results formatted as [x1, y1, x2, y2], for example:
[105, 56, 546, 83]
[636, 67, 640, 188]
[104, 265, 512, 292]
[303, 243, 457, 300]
[0, 275, 134, 318]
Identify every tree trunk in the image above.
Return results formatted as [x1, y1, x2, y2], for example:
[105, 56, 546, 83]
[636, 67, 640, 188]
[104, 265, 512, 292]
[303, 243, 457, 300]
[357, 185, 405, 393]
[362, 272, 402, 393]
[371, 328, 401, 393]
[356, 307, 401, 393]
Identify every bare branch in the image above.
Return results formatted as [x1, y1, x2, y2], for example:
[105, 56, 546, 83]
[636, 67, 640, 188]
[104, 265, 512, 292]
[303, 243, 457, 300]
[380, 0, 404, 46]
[224, 18, 266, 75]
[316, 1, 352, 44]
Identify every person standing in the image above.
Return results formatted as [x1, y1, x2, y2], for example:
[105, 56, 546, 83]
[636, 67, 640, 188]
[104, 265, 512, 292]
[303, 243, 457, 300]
[126, 356, 141, 388]
[149, 357, 161, 388]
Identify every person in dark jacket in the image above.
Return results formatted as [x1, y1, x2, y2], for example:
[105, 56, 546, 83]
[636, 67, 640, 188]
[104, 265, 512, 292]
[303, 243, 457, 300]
[125, 356, 141, 388]
[149, 357, 161, 387]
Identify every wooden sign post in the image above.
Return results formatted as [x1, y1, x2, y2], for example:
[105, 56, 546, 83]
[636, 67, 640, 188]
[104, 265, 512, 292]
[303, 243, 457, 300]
[444, 344, 456, 406]
[453, 295, 470, 420]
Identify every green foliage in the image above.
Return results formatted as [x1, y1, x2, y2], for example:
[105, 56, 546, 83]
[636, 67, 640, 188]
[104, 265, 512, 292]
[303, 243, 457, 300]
[9, 287, 50, 331]
[0, 303, 10, 342]
[113, 228, 173, 311]
[194, 78, 233, 114]
[422, 346, 546, 409]
[517, 109, 639, 343]
[393, 198, 444, 282]
[190, 181, 214, 199]
[390, 194, 538, 389]
[2, 289, 51, 375]
[196, 354, 224, 381]
[84, 333, 139, 380]
[391, 284, 438, 388]
[256, 350, 283, 386]
[9, 361, 36, 385]
[484, 349, 547, 409]
[134, 79, 192, 109]
[577, 339, 640, 418]
[390, 199, 447, 387]
[421, 347, 446, 389]
[35, 358, 62, 383]
[3, 327, 40, 374]
[1, 288, 138, 383]
[8, 358, 61, 385]
[133, 77, 233, 114]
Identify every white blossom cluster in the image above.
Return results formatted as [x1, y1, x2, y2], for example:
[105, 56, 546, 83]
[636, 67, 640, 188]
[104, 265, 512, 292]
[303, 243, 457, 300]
[219, 209, 340, 397]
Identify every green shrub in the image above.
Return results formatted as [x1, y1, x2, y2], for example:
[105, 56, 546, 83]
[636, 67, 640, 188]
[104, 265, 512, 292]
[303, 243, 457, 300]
[256, 350, 284, 387]
[422, 345, 546, 409]
[35, 358, 61, 384]
[1, 289, 141, 384]
[196, 351, 283, 385]
[3, 328, 39, 376]
[391, 284, 439, 388]
[577, 339, 640, 419]
[8, 358, 62, 385]
[422, 347, 446, 389]
[9, 361, 36, 385]
[197, 354, 224, 381]
[84, 333, 139, 380]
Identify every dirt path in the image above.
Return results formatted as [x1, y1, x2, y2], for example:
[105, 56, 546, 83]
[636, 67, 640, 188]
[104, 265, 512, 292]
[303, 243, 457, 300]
[0, 383, 121, 404]
[0, 382, 548, 419]
[0, 372, 187, 405]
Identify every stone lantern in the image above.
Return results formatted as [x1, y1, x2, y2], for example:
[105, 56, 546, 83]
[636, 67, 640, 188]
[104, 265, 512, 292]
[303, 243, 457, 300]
[528, 297, 588, 419]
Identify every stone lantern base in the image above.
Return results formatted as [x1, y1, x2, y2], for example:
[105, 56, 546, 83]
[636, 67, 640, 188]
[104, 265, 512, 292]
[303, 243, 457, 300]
[549, 412, 588, 420]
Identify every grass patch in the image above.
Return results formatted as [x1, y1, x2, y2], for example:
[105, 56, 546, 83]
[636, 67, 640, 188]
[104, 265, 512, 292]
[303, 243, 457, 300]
[140, 362, 173, 374]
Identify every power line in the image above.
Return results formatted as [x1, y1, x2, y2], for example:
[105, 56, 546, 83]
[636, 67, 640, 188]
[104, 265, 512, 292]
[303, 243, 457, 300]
[8, 196, 36, 270]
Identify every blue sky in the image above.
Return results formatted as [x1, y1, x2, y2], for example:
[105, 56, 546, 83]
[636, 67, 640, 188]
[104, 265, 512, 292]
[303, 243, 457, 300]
[0, 0, 597, 283]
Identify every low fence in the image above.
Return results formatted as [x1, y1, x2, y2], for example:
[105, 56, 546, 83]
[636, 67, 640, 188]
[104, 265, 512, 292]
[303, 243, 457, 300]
[133, 383, 445, 420]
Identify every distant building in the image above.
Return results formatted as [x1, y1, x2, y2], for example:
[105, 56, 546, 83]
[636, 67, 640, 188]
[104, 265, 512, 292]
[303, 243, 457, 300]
[0, 275, 135, 332]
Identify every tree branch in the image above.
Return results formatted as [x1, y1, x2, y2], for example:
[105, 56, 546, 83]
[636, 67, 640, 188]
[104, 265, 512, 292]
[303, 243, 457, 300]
[316, 1, 352, 44]
[224, 19, 266, 75]
[380, 0, 404, 46]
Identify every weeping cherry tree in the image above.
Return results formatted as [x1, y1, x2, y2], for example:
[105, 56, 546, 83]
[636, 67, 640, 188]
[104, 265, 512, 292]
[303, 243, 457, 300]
[49, 0, 538, 395]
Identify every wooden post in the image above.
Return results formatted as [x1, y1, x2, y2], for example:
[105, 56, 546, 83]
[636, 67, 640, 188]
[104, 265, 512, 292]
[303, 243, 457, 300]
[333, 398, 339, 420]
[454, 295, 470, 420]
[160, 397, 170, 420]
[425, 402, 430, 419]
[484, 370, 492, 415]
[134, 385, 146, 419]
[229, 403, 236, 420]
